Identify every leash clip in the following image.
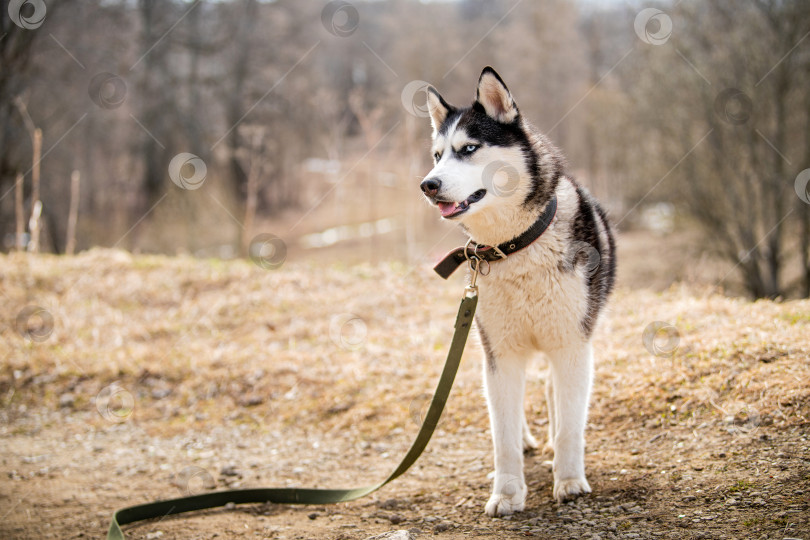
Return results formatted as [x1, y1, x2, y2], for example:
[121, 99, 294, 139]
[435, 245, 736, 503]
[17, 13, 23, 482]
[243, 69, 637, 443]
[462, 240, 490, 276]
[465, 256, 481, 297]
[463, 239, 488, 297]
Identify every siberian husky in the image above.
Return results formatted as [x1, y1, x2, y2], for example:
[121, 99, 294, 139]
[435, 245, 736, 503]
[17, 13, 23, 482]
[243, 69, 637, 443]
[422, 67, 616, 516]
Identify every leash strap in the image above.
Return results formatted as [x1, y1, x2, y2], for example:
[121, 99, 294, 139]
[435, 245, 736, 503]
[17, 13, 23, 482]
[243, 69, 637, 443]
[107, 292, 478, 540]
[434, 195, 557, 279]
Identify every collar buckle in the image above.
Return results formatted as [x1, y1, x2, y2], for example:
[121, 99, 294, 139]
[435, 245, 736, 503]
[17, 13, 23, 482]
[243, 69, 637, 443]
[464, 238, 507, 261]
[490, 245, 508, 259]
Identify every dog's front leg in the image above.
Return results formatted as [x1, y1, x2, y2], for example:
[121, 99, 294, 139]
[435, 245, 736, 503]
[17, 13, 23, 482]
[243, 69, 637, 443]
[483, 353, 528, 517]
[549, 342, 593, 502]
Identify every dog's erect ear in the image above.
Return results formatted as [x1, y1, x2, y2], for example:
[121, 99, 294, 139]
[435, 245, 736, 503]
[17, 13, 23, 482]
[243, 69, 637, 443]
[475, 67, 518, 123]
[427, 86, 453, 132]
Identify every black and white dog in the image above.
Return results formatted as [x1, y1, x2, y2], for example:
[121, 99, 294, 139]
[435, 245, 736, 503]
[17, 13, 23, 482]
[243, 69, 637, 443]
[422, 67, 616, 516]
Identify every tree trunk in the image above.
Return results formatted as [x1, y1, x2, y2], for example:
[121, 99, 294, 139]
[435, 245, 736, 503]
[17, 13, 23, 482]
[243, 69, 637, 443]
[801, 87, 810, 297]
[801, 204, 810, 297]
[136, 0, 166, 243]
[65, 170, 80, 255]
[14, 172, 25, 250]
[28, 128, 42, 253]
[242, 158, 259, 257]
[763, 62, 791, 298]
[226, 0, 257, 202]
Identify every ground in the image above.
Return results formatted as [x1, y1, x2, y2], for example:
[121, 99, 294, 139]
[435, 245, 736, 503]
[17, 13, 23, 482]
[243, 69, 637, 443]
[1, 249, 809, 539]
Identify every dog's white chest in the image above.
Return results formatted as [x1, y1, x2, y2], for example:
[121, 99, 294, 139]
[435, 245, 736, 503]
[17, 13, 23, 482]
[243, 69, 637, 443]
[475, 246, 588, 353]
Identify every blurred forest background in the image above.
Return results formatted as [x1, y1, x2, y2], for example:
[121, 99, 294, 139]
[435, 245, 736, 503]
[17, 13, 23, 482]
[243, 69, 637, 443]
[1, 0, 809, 298]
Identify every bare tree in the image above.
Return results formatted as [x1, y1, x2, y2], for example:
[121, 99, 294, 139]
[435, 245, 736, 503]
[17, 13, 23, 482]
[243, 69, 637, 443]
[236, 127, 271, 255]
[621, 0, 810, 298]
[224, 0, 258, 202]
[14, 97, 42, 253]
[65, 170, 81, 255]
[800, 88, 810, 297]
[14, 172, 24, 250]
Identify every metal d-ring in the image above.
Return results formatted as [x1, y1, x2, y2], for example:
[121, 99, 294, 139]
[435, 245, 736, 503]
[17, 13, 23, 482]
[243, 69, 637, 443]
[463, 238, 475, 261]
[463, 239, 490, 278]
[477, 257, 491, 276]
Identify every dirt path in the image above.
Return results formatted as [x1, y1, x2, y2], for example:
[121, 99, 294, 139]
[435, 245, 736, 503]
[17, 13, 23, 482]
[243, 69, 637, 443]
[1, 251, 808, 539]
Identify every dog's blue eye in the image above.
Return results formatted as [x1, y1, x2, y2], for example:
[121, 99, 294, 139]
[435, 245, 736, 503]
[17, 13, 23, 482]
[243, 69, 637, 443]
[433, 152, 441, 162]
[462, 144, 479, 155]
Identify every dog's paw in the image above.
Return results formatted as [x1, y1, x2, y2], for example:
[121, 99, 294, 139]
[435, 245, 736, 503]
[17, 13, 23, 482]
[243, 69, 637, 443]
[522, 431, 539, 453]
[552, 477, 591, 503]
[484, 487, 527, 517]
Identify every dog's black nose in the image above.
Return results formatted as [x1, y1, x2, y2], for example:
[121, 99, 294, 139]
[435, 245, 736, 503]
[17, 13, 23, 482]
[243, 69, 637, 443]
[420, 177, 441, 197]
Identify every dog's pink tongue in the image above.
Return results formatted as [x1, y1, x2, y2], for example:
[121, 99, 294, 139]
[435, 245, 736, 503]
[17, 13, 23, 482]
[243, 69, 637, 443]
[438, 202, 457, 217]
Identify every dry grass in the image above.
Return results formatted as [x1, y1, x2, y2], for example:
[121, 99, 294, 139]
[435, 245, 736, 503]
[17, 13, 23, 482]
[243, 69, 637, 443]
[1, 250, 808, 539]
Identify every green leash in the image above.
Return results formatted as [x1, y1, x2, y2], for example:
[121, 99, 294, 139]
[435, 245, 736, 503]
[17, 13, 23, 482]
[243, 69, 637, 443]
[107, 283, 479, 540]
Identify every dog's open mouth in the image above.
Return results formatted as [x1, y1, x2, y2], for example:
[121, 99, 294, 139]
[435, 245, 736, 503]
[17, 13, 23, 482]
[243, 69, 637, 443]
[436, 189, 487, 218]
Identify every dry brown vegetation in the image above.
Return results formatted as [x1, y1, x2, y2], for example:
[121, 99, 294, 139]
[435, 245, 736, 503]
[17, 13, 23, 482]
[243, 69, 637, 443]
[1, 249, 809, 539]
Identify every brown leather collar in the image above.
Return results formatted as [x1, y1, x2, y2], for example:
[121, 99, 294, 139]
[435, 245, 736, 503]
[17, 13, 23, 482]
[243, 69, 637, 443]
[433, 196, 557, 279]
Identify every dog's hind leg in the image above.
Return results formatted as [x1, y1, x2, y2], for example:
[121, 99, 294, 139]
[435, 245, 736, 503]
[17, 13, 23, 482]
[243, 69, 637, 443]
[522, 412, 539, 452]
[548, 342, 593, 502]
[544, 372, 556, 454]
[483, 353, 528, 517]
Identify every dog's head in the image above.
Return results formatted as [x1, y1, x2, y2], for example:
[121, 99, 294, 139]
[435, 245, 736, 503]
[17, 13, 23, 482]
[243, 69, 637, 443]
[421, 67, 536, 228]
